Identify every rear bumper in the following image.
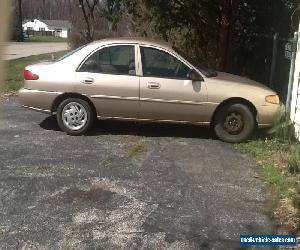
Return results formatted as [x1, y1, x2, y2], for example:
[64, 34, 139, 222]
[18, 88, 61, 114]
[257, 103, 284, 128]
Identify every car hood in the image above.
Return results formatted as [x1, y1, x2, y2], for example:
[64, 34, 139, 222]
[212, 72, 274, 92]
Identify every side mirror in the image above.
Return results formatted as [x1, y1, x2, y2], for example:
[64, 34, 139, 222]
[187, 69, 204, 81]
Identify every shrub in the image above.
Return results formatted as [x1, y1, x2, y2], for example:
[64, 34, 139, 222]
[274, 114, 296, 143]
[288, 147, 300, 174]
[68, 30, 120, 49]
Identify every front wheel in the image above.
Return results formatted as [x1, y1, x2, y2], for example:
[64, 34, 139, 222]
[57, 98, 95, 135]
[213, 103, 256, 143]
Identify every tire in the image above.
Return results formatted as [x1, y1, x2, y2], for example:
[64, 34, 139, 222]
[57, 97, 95, 135]
[213, 103, 256, 143]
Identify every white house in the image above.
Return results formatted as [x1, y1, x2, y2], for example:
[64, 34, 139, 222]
[22, 19, 72, 38]
[290, 22, 300, 140]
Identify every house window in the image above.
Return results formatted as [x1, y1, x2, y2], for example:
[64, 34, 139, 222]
[27, 27, 33, 31]
[54, 29, 62, 37]
[39, 28, 45, 31]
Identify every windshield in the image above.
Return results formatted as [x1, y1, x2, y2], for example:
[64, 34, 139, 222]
[173, 47, 218, 77]
[56, 44, 88, 62]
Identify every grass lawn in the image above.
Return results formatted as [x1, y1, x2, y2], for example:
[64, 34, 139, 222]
[235, 133, 300, 234]
[26, 35, 68, 43]
[2, 51, 68, 92]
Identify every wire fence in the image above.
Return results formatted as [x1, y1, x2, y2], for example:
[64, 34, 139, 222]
[269, 33, 298, 105]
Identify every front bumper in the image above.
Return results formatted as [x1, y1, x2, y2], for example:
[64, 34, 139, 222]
[18, 88, 61, 114]
[257, 103, 284, 128]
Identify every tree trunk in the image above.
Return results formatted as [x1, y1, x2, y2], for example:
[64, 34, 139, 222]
[78, 0, 99, 42]
[79, 0, 93, 41]
[216, 0, 232, 71]
[225, 0, 237, 72]
[17, 0, 23, 41]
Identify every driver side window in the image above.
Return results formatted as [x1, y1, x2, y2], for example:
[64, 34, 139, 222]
[79, 45, 136, 75]
[140, 46, 189, 79]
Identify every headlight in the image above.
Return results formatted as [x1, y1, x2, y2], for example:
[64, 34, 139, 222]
[265, 95, 280, 104]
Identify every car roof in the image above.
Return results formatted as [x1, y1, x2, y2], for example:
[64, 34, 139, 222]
[91, 37, 173, 49]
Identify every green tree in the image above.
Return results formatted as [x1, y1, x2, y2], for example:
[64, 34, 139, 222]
[100, 0, 121, 31]
[123, 0, 297, 72]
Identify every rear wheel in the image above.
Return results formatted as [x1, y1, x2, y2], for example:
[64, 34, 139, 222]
[213, 103, 256, 143]
[57, 98, 95, 135]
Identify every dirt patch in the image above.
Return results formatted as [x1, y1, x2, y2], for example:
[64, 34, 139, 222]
[127, 144, 146, 157]
[275, 198, 299, 233]
[26, 165, 51, 173]
[60, 187, 115, 204]
[0, 92, 17, 103]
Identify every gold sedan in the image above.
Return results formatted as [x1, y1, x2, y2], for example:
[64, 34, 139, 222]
[18, 38, 282, 142]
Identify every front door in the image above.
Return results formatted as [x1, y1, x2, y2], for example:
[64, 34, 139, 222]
[75, 44, 140, 118]
[139, 46, 207, 122]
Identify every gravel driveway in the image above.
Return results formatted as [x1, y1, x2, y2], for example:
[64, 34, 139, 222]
[0, 97, 276, 249]
[3, 42, 69, 60]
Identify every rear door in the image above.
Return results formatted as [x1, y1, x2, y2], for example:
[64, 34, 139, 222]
[75, 44, 140, 118]
[138, 45, 208, 122]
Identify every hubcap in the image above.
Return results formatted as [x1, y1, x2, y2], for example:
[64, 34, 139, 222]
[62, 102, 88, 131]
[223, 112, 244, 135]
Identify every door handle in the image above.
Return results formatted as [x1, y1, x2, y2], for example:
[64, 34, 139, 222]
[81, 77, 94, 84]
[147, 82, 161, 89]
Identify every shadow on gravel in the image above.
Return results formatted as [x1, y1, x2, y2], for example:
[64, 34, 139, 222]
[40, 115, 215, 139]
[40, 115, 61, 131]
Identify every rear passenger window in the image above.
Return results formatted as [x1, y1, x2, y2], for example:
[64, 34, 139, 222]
[79, 45, 136, 75]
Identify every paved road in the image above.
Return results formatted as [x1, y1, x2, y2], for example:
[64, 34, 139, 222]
[3, 42, 69, 60]
[0, 98, 276, 249]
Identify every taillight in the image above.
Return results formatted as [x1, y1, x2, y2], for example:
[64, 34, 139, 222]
[23, 70, 39, 80]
